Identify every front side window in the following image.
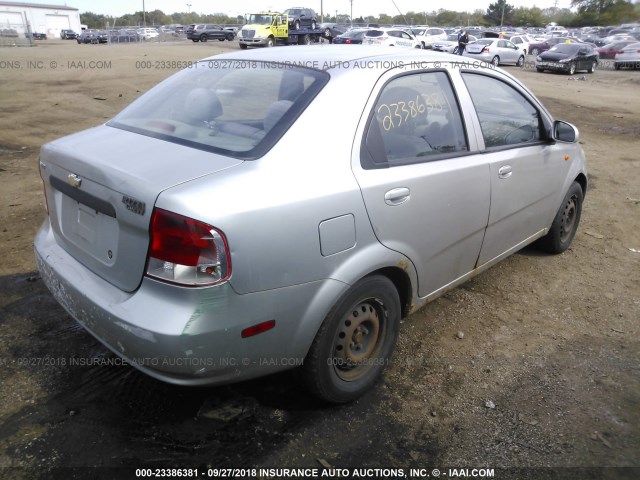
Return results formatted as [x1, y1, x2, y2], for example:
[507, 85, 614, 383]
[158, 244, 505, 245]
[462, 73, 544, 149]
[109, 63, 328, 159]
[361, 71, 468, 169]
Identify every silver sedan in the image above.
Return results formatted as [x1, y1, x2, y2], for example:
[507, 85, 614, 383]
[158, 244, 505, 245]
[463, 38, 526, 66]
[35, 46, 586, 403]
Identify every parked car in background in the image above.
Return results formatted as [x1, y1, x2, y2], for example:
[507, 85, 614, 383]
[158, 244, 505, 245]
[60, 29, 77, 39]
[333, 28, 369, 45]
[76, 30, 108, 44]
[432, 33, 477, 53]
[414, 27, 447, 48]
[363, 28, 421, 48]
[34, 45, 586, 404]
[108, 29, 140, 43]
[508, 34, 537, 55]
[283, 7, 318, 30]
[536, 43, 599, 74]
[463, 38, 525, 66]
[528, 37, 581, 56]
[137, 28, 160, 40]
[614, 42, 640, 69]
[320, 22, 349, 41]
[26, 32, 47, 40]
[596, 40, 637, 59]
[186, 24, 235, 42]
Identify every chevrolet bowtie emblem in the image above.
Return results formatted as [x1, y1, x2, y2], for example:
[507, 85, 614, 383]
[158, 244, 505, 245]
[67, 174, 82, 188]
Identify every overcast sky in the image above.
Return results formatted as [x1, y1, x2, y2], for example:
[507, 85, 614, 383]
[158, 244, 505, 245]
[33, 0, 573, 18]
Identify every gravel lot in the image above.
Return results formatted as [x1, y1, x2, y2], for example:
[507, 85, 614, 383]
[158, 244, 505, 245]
[0, 40, 638, 480]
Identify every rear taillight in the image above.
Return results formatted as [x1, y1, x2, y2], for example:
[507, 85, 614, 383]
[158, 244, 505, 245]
[146, 208, 231, 287]
[346, 39, 352, 44]
[482, 46, 489, 53]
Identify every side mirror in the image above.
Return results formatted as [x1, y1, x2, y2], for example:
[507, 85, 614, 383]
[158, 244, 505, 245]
[553, 120, 579, 143]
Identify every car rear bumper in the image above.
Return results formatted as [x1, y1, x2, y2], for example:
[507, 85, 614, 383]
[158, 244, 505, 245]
[35, 219, 347, 386]
[536, 62, 571, 71]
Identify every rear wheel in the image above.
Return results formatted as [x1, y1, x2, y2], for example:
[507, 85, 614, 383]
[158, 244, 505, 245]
[239, 43, 247, 49]
[516, 55, 525, 67]
[294, 20, 301, 30]
[536, 67, 545, 72]
[491, 56, 500, 66]
[311, 21, 317, 30]
[588, 60, 597, 73]
[536, 182, 583, 254]
[298, 275, 401, 404]
[226, 33, 234, 41]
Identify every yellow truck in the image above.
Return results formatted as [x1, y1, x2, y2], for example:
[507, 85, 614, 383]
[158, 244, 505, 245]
[238, 12, 326, 48]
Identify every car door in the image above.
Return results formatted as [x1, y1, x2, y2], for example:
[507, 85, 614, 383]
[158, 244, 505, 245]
[460, 71, 571, 265]
[352, 70, 491, 297]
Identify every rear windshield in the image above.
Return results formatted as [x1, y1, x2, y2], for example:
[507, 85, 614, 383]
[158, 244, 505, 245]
[108, 61, 328, 160]
[367, 30, 385, 37]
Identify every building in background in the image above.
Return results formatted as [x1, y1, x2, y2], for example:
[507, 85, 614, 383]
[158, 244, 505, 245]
[0, 1, 81, 38]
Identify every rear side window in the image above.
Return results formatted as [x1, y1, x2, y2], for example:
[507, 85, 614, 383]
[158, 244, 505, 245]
[361, 71, 468, 169]
[109, 63, 328, 160]
[462, 73, 545, 149]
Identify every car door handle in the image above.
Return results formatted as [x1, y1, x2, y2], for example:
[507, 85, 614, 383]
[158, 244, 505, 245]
[384, 188, 410, 206]
[498, 165, 513, 179]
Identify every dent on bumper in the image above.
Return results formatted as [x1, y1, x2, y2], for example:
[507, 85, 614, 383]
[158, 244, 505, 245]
[34, 222, 346, 386]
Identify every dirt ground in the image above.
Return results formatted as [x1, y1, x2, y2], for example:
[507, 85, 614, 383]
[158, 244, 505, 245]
[0, 39, 639, 480]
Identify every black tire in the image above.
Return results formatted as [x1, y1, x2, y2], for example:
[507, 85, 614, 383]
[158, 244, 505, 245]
[200, 34, 207, 42]
[588, 60, 597, 73]
[226, 33, 234, 41]
[311, 21, 317, 30]
[530, 47, 539, 56]
[265, 36, 274, 47]
[453, 46, 458, 54]
[218, 38, 224, 42]
[491, 56, 500, 66]
[536, 182, 583, 254]
[324, 28, 331, 38]
[516, 55, 525, 67]
[536, 67, 545, 72]
[298, 275, 401, 404]
[192, 39, 198, 42]
[294, 20, 301, 30]
[568, 62, 576, 75]
[239, 43, 247, 49]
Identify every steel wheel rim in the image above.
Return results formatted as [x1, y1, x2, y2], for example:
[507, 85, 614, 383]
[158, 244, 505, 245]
[332, 299, 387, 382]
[560, 194, 578, 243]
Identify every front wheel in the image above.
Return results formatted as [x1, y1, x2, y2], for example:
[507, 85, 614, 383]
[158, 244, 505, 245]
[226, 33, 234, 41]
[516, 55, 525, 67]
[298, 275, 401, 404]
[239, 43, 247, 49]
[568, 62, 576, 75]
[588, 60, 597, 73]
[530, 47, 539, 56]
[311, 21, 317, 30]
[265, 36, 274, 47]
[294, 20, 301, 30]
[200, 34, 207, 42]
[536, 182, 583, 254]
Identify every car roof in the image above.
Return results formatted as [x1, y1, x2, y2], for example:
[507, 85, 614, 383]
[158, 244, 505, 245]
[206, 44, 475, 73]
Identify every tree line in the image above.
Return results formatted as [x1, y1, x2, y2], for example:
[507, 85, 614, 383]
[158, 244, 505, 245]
[80, 1, 639, 29]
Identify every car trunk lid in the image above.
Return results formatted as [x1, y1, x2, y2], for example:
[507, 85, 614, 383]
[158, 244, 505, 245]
[40, 125, 242, 292]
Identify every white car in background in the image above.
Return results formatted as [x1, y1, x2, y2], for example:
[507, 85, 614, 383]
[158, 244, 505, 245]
[136, 28, 160, 39]
[509, 34, 537, 55]
[433, 33, 478, 53]
[414, 27, 447, 49]
[362, 28, 421, 48]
